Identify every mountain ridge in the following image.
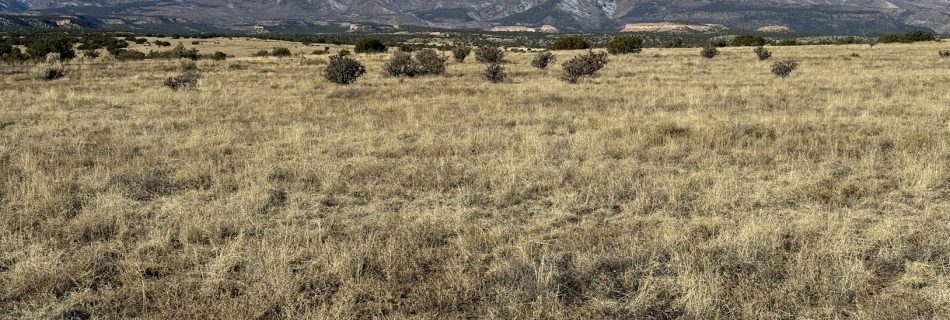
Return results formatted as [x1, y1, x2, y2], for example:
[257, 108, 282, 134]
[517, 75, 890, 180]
[1, 0, 948, 34]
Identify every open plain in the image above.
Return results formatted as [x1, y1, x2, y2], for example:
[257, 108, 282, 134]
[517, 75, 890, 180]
[1, 39, 950, 319]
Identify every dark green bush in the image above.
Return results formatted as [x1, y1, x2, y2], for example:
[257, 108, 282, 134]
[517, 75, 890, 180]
[324, 54, 366, 85]
[385, 51, 420, 77]
[754, 46, 771, 60]
[701, 46, 719, 59]
[771, 59, 799, 77]
[606, 36, 643, 54]
[732, 35, 767, 47]
[272, 47, 292, 57]
[112, 49, 146, 61]
[354, 37, 387, 53]
[531, 51, 556, 69]
[210, 51, 228, 61]
[561, 51, 608, 83]
[551, 36, 591, 50]
[475, 46, 504, 64]
[26, 35, 75, 60]
[484, 63, 505, 83]
[165, 70, 199, 90]
[414, 49, 446, 75]
[879, 31, 936, 43]
[0, 41, 27, 62]
[452, 46, 471, 63]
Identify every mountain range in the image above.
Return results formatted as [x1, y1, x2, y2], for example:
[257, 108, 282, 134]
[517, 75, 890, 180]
[1, 0, 949, 34]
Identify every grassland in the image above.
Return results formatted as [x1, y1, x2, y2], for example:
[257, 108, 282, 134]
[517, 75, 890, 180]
[1, 39, 950, 319]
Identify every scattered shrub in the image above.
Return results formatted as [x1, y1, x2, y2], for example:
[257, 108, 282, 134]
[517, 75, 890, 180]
[0, 41, 27, 62]
[147, 43, 200, 60]
[879, 31, 935, 43]
[133, 38, 148, 44]
[774, 39, 798, 46]
[252, 49, 270, 57]
[732, 35, 767, 47]
[311, 50, 329, 55]
[561, 51, 608, 83]
[26, 35, 75, 61]
[939, 50, 950, 58]
[299, 57, 325, 65]
[83, 50, 99, 59]
[385, 51, 420, 77]
[112, 49, 146, 61]
[180, 61, 198, 72]
[550, 36, 591, 50]
[709, 39, 729, 47]
[397, 43, 415, 52]
[33, 63, 65, 80]
[210, 51, 228, 61]
[228, 63, 248, 71]
[771, 59, 799, 77]
[664, 38, 685, 48]
[271, 47, 292, 57]
[606, 35, 643, 54]
[701, 46, 719, 59]
[484, 63, 505, 83]
[154, 40, 172, 47]
[452, 46, 471, 63]
[324, 54, 366, 85]
[475, 46, 504, 64]
[191, 41, 200, 45]
[531, 51, 556, 69]
[754, 46, 771, 60]
[164, 70, 199, 90]
[385, 49, 446, 77]
[354, 37, 387, 53]
[338, 49, 351, 56]
[414, 49, 446, 75]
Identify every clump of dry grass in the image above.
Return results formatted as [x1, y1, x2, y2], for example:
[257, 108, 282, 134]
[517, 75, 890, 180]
[1, 39, 949, 319]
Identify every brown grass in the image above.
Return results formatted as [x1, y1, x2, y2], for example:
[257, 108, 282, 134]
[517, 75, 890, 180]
[1, 39, 950, 319]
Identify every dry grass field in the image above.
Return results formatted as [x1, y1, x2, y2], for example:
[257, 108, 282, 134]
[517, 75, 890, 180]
[1, 38, 950, 319]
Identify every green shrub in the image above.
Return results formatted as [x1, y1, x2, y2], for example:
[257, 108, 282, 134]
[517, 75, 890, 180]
[732, 35, 767, 47]
[354, 37, 387, 53]
[272, 47, 292, 57]
[551, 36, 591, 50]
[0, 41, 27, 62]
[606, 36, 643, 54]
[701, 46, 719, 59]
[26, 35, 75, 61]
[561, 51, 608, 83]
[414, 49, 446, 75]
[452, 46, 471, 62]
[879, 31, 936, 43]
[771, 59, 799, 77]
[530, 51, 556, 69]
[112, 49, 146, 61]
[324, 54, 366, 85]
[484, 63, 505, 83]
[210, 51, 228, 61]
[165, 70, 199, 90]
[33, 63, 65, 80]
[83, 50, 99, 59]
[754, 46, 771, 60]
[475, 46, 504, 64]
[385, 51, 420, 77]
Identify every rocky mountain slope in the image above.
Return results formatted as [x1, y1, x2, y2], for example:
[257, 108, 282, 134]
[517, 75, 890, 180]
[1, 0, 948, 33]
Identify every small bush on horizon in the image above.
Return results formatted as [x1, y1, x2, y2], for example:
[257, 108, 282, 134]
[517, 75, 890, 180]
[354, 37, 387, 53]
[607, 35, 643, 54]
